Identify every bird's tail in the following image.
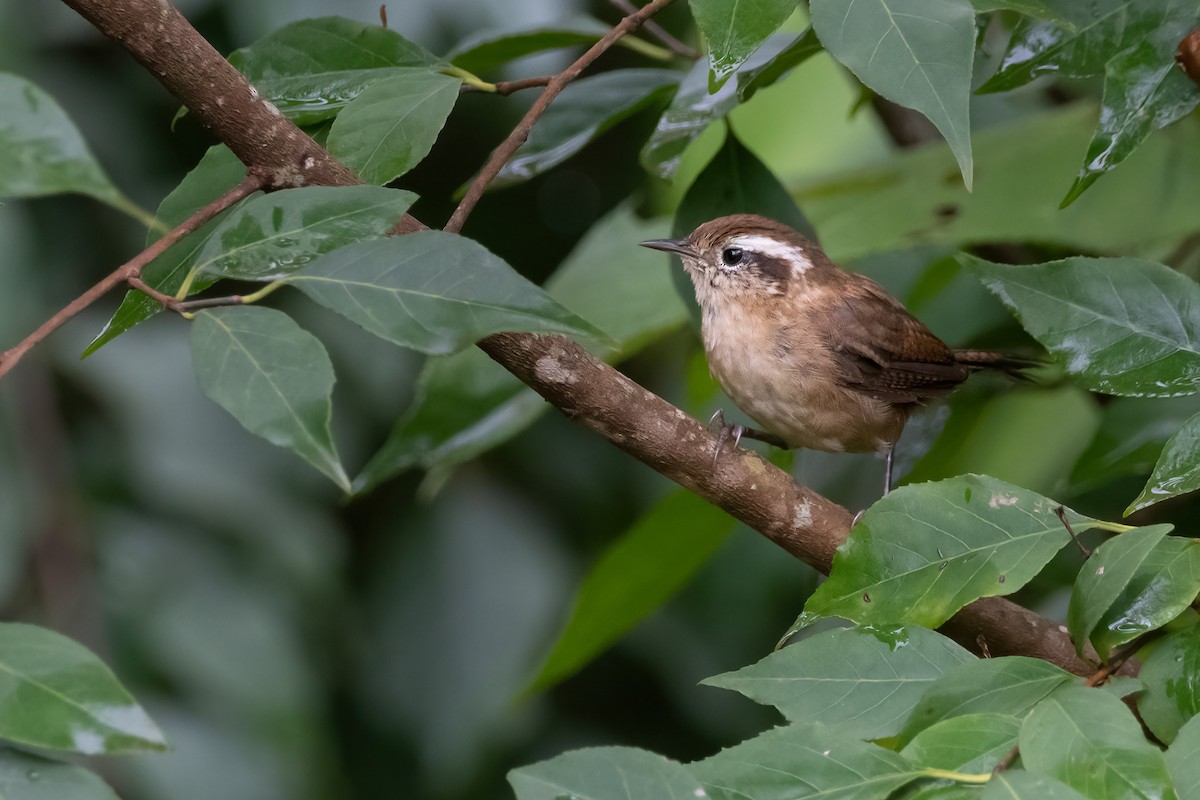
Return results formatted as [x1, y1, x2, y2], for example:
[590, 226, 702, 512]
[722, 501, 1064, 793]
[953, 349, 1041, 380]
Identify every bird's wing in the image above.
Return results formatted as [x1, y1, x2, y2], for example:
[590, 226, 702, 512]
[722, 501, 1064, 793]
[820, 275, 968, 404]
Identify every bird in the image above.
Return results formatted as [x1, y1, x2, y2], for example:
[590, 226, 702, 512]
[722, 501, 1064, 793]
[640, 213, 1031, 493]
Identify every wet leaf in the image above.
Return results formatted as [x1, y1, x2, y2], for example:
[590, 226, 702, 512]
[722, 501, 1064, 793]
[1069, 396, 1200, 494]
[0, 623, 165, 755]
[1021, 686, 1176, 799]
[900, 713, 1021, 773]
[692, 723, 921, 799]
[1066, 523, 1173, 658]
[704, 625, 973, 739]
[965, 255, 1200, 398]
[194, 185, 416, 281]
[801, 475, 1097, 629]
[735, 27, 823, 101]
[326, 70, 460, 185]
[284, 231, 607, 355]
[508, 746, 703, 800]
[0, 73, 122, 205]
[689, 0, 798, 89]
[1091, 537, 1200, 657]
[811, 0, 977, 188]
[493, 69, 680, 189]
[1166, 712, 1200, 797]
[190, 306, 349, 491]
[1132, 411, 1200, 512]
[1138, 628, 1200, 745]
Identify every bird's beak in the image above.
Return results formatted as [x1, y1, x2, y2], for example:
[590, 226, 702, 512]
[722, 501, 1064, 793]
[639, 238, 698, 258]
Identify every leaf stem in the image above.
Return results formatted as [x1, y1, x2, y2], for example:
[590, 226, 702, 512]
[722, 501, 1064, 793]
[443, 65, 496, 93]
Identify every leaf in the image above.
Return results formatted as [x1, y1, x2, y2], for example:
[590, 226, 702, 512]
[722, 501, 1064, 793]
[0, 73, 122, 205]
[735, 27, 824, 101]
[0, 748, 123, 800]
[1133, 412, 1200, 512]
[1062, 39, 1200, 206]
[525, 491, 734, 694]
[979, 0, 1190, 92]
[969, 0, 1067, 18]
[965, 255, 1200, 398]
[231, 16, 441, 79]
[691, 723, 921, 799]
[353, 205, 687, 491]
[641, 36, 798, 181]
[85, 145, 249, 355]
[508, 746, 704, 800]
[253, 67, 444, 126]
[982, 771, 1090, 800]
[326, 70, 460, 185]
[1070, 396, 1200, 493]
[810, 0, 977, 189]
[1066, 524, 1173, 658]
[1167, 713, 1200, 799]
[284, 231, 607, 355]
[900, 713, 1021, 773]
[190, 306, 349, 491]
[1093, 537, 1200, 657]
[1020, 686, 1177, 799]
[1138, 628, 1200, 745]
[492, 69, 679, 189]
[897, 656, 1075, 745]
[689, 0, 799, 89]
[703, 625, 973, 739]
[0, 623, 165, 755]
[447, 16, 611, 75]
[193, 185, 416, 281]
[801, 475, 1096, 629]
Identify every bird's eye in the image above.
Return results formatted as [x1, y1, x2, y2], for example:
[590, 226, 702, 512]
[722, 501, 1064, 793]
[721, 247, 744, 266]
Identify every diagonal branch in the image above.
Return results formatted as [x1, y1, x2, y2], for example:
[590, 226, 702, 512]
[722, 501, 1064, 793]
[56, 0, 1103, 676]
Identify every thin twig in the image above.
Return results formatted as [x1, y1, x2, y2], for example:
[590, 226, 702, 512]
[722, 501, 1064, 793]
[1055, 505, 1092, 558]
[0, 174, 263, 380]
[1084, 630, 1162, 687]
[608, 0, 699, 58]
[443, 0, 675, 233]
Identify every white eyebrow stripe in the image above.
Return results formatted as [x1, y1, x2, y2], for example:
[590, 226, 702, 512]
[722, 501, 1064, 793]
[728, 234, 812, 274]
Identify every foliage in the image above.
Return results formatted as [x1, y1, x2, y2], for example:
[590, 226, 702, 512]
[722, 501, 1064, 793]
[4, 0, 1200, 798]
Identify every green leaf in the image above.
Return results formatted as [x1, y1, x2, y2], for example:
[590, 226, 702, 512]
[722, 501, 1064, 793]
[0, 748, 122, 800]
[897, 656, 1075, 745]
[447, 16, 610, 75]
[641, 36, 797, 180]
[1070, 396, 1200, 494]
[0, 73, 122, 205]
[735, 27, 824, 101]
[193, 185, 416, 281]
[231, 17, 440, 80]
[691, 723, 920, 799]
[525, 490, 734, 694]
[704, 625, 973, 739]
[689, 0, 798, 89]
[982, 771, 1090, 800]
[965, 255, 1200, 398]
[969, 0, 1066, 18]
[492, 69, 679, 189]
[900, 713, 1021, 773]
[810, 0, 976, 189]
[353, 205, 687, 491]
[1094, 537, 1200, 657]
[1020, 685, 1176, 799]
[801, 475, 1096, 629]
[254, 67, 446, 126]
[1062, 39, 1200, 206]
[508, 746, 704, 800]
[1067, 524, 1173, 658]
[190, 306, 349, 491]
[85, 145, 249, 355]
[326, 70, 460, 185]
[0, 623, 165, 755]
[979, 0, 1192, 92]
[1133, 412, 1200, 512]
[1166, 713, 1200, 799]
[1138, 628, 1200, 745]
[284, 231, 607, 355]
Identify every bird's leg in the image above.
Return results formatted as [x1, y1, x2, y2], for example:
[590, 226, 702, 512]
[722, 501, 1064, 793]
[707, 410, 788, 467]
[883, 444, 895, 496]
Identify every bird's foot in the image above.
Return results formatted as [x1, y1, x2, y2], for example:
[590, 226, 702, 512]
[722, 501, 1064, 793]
[708, 409, 745, 469]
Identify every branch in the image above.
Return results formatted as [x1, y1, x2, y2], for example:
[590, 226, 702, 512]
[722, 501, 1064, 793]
[608, 0, 700, 59]
[0, 174, 262, 380]
[443, 0, 676, 234]
[60, 0, 1105, 676]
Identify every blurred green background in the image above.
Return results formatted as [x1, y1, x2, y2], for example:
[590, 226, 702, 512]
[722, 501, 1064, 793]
[3, 1, 1199, 798]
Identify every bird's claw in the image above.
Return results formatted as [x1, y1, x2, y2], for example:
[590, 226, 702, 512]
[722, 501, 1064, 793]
[708, 409, 745, 468]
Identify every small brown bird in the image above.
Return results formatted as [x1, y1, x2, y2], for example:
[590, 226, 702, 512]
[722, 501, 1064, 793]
[640, 214, 1029, 492]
